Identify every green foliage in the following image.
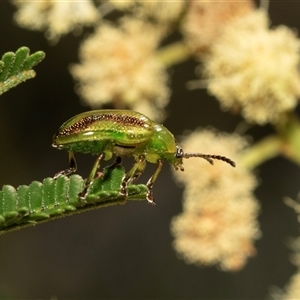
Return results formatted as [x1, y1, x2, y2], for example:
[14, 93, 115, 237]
[0, 46, 45, 95]
[0, 165, 147, 235]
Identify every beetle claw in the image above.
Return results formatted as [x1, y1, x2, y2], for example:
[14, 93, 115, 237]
[146, 192, 156, 206]
[78, 189, 88, 201]
[119, 191, 127, 198]
[119, 187, 128, 199]
[120, 178, 127, 194]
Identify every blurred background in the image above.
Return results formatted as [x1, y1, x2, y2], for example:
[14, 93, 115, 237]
[0, 1, 300, 299]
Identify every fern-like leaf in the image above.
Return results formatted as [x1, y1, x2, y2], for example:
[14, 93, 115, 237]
[0, 165, 147, 235]
[0, 47, 45, 95]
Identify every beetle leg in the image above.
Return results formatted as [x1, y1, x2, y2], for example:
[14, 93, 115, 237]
[79, 153, 105, 200]
[92, 156, 122, 179]
[54, 151, 77, 178]
[146, 159, 163, 205]
[110, 156, 122, 168]
[120, 155, 146, 197]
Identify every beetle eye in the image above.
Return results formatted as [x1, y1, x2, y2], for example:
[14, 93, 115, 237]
[175, 146, 184, 158]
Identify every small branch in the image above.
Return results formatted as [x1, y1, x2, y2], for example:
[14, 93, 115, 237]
[157, 41, 191, 67]
[277, 113, 300, 166]
[260, 0, 270, 12]
[240, 113, 300, 170]
[186, 79, 209, 90]
[240, 135, 282, 170]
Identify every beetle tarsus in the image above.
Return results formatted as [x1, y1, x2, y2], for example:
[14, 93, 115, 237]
[53, 151, 77, 178]
[119, 189, 128, 199]
[78, 187, 88, 200]
[120, 176, 128, 197]
[146, 190, 156, 205]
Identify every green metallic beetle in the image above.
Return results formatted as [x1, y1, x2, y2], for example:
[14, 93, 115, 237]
[52, 110, 235, 204]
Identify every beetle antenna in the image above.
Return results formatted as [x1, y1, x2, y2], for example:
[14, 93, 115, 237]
[183, 153, 236, 167]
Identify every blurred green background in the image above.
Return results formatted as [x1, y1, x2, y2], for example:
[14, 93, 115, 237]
[0, 1, 300, 299]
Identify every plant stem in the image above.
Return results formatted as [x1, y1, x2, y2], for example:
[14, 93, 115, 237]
[240, 135, 282, 170]
[240, 113, 300, 170]
[157, 41, 191, 67]
[277, 113, 300, 166]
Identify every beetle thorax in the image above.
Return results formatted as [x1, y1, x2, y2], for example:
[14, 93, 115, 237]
[141, 124, 181, 166]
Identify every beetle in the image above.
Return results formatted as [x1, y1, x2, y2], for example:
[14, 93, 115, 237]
[52, 109, 235, 205]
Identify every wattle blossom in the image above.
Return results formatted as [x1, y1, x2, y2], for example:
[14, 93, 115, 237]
[171, 129, 260, 271]
[203, 11, 300, 124]
[12, 0, 99, 41]
[71, 17, 170, 121]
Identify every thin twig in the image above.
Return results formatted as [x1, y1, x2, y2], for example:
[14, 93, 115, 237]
[260, 0, 270, 12]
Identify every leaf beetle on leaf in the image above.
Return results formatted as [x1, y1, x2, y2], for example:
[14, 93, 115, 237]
[52, 109, 235, 205]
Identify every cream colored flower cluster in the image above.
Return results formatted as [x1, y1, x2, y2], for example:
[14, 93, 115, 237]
[71, 18, 169, 121]
[202, 11, 300, 125]
[171, 129, 260, 271]
[110, 0, 186, 23]
[11, 0, 176, 120]
[12, 0, 99, 41]
[278, 272, 300, 300]
[182, 0, 254, 55]
[273, 198, 300, 300]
